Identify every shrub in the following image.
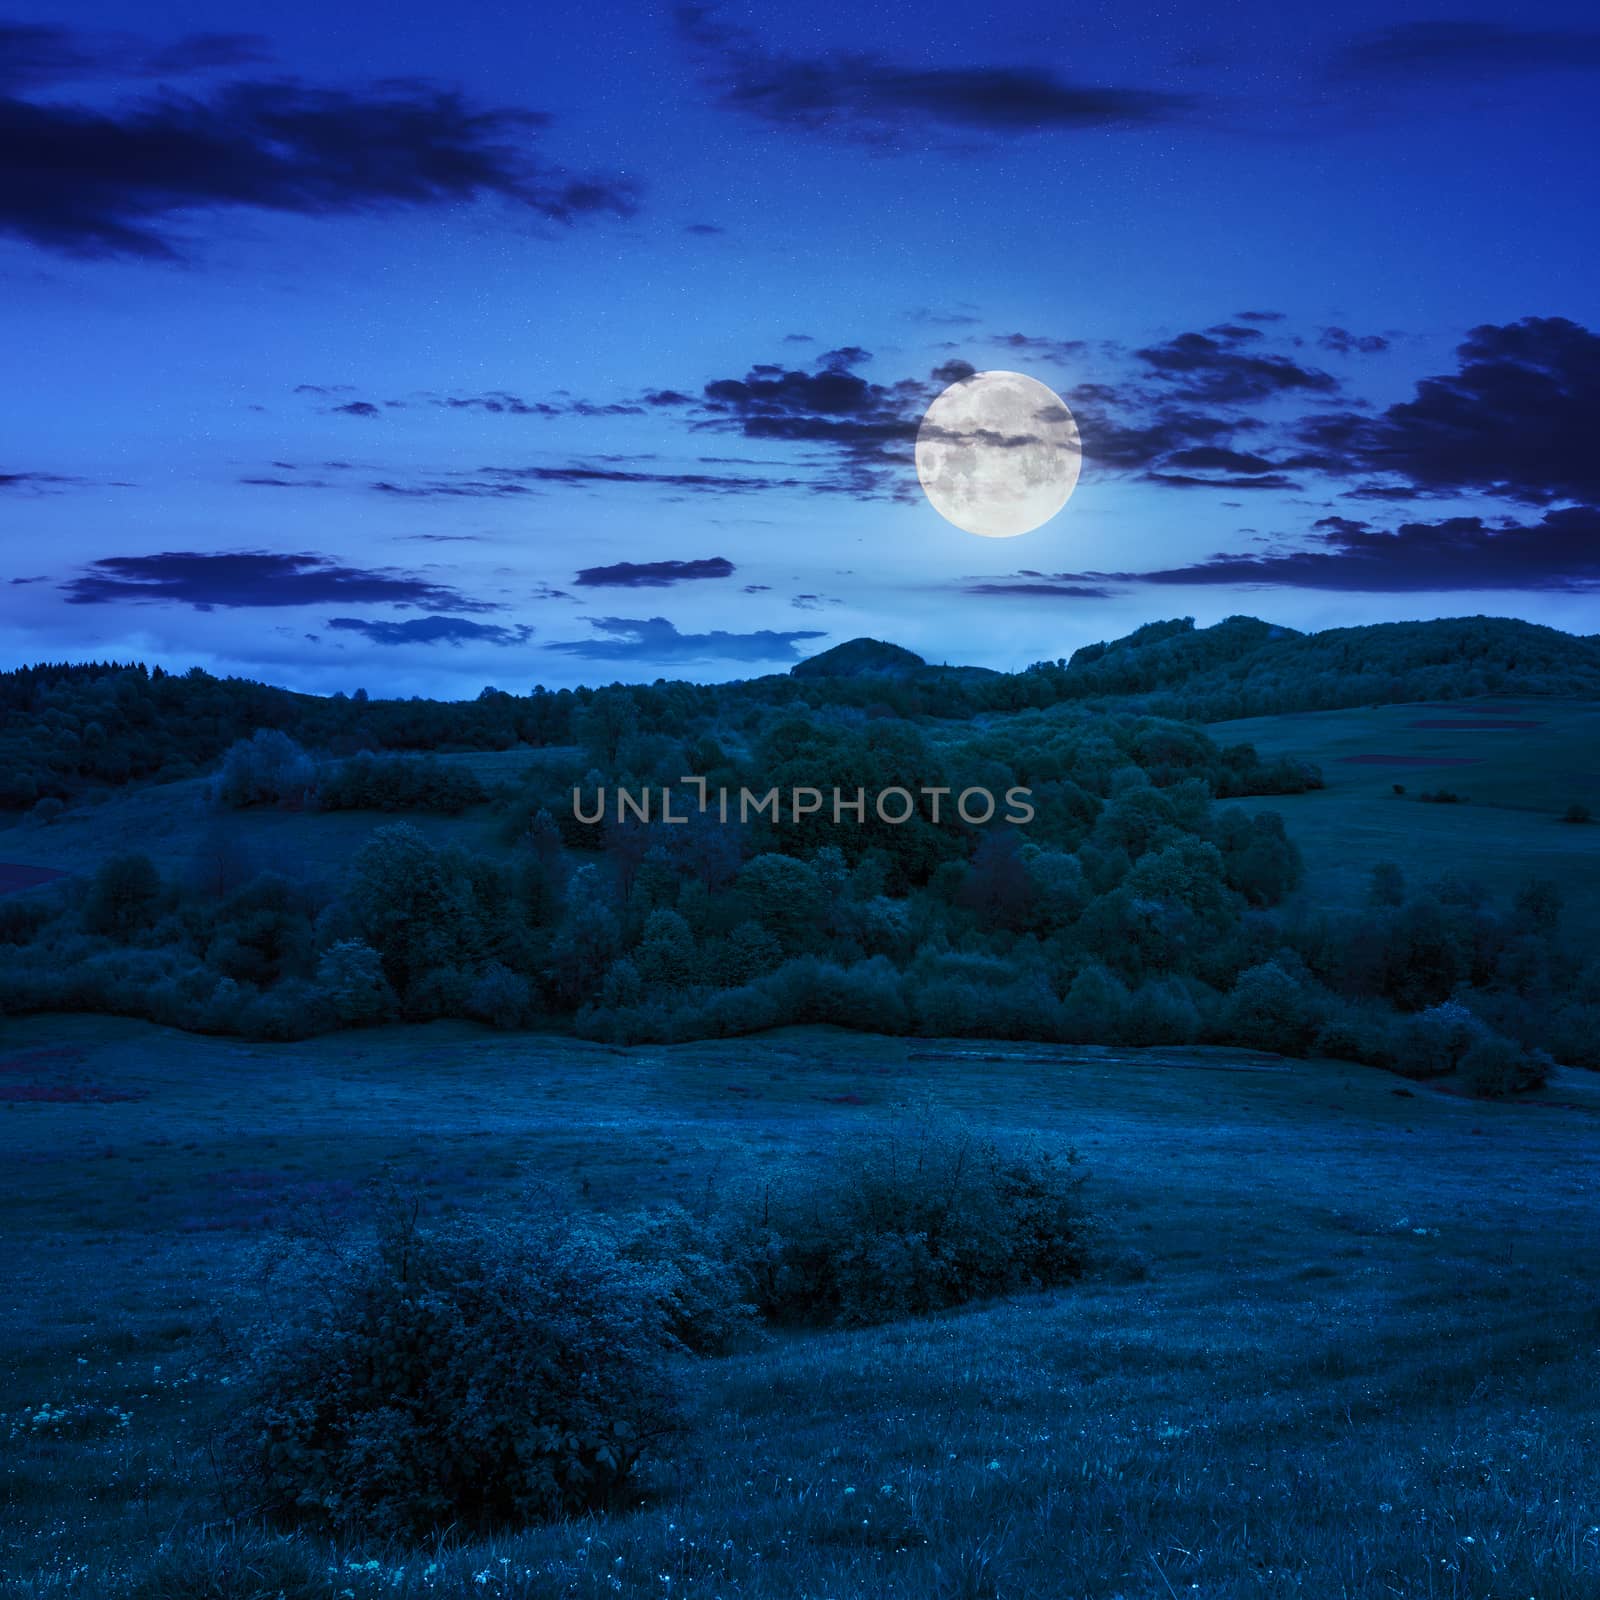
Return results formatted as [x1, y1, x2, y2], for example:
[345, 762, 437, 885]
[1395, 999, 1484, 1078]
[27, 795, 64, 825]
[1460, 1034, 1552, 1098]
[1563, 802, 1593, 825]
[213, 730, 315, 809]
[466, 961, 536, 1029]
[729, 1119, 1092, 1328]
[83, 852, 161, 938]
[226, 1197, 685, 1537]
[315, 939, 396, 1025]
[614, 1203, 759, 1356]
[1220, 960, 1322, 1055]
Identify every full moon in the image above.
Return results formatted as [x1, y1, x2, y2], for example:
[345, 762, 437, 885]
[915, 369, 1082, 538]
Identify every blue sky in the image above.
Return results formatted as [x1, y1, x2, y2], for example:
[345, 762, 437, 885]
[3, 0, 1598, 695]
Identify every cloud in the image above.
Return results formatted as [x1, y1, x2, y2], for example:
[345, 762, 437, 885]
[0, 470, 87, 492]
[574, 556, 735, 588]
[1105, 506, 1600, 592]
[1132, 327, 1339, 404]
[1319, 326, 1389, 355]
[373, 459, 810, 498]
[1142, 471, 1300, 491]
[326, 615, 534, 647]
[676, 4, 1192, 148]
[1333, 22, 1600, 78]
[546, 615, 825, 663]
[0, 22, 271, 91]
[331, 400, 382, 418]
[0, 72, 636, 258]
[694, 352, 940, 496]
[988, 332, 1089, 362]
[963, 579, 1116, 599]
[1306, 317, 1600, 505]
[61, 550, 493, 611]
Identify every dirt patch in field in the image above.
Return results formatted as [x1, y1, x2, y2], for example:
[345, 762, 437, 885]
[1340, 754, 1480, 767]
[1409, 719, 1543, 730]
[0, 863, 65, 894]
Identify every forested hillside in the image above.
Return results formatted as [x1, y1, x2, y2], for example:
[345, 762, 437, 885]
[1, 615, 1594, 1089]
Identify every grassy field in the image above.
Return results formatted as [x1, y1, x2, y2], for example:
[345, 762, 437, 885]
[0, 747, 569, 887]
[4, 1013, 1599, 1597]
[1209, 697, 1600, 936]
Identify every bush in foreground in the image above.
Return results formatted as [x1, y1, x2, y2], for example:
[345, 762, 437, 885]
[227, 1197, 685, 1538]
[732, 1119, 1092, 1328]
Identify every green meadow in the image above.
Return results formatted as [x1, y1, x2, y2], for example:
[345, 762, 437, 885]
[3, 1011, 1600, 1598]
[1208, 698, 1600, 935]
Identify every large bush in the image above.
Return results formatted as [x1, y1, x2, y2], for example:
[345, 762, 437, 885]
[730, 1120, 1092, 1328]
[227, 1198, 685, 1537]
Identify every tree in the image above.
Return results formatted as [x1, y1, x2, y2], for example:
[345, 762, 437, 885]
[1223, 960, 1320, 1054]
[1368, 861, 1406, 908]
[736, 854, 825, 953]
[316, 940, 397, 1024]
[83, 852, 161, 938]
[958, 830, 1035, 932]
[213, 729, 314, 809]
[574, 687, 639, 768]
[346, 824, 468, 999]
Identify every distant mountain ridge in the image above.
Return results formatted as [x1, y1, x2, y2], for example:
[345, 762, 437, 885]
[3, 614, 1597, 808]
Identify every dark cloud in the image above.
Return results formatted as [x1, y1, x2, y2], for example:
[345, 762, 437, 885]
[1142, 471, 1299, 491]
[1108, 506, 1600, 592]
[326, 615, 534, 647]
[431, 391, 646, 418]
[1334, 22, 1600, 78]
[546, 615, 825, 664]
[1319, 327, 1390, 355]
[1307, 317, 1600, 505]
[989, 332, 1089, 362]
[0, 470, 85, 492]
[331, 400, 382, 418]
[1133, 328, 1339, 404]
[0, 22, 271, 91]
[1234, 311, 1284, 323]
[61, 550, 492, 611]
[742, 583, 771, 593]
[574, 556, 735, 588]
[695, 352, 939, 496]
[908, 305, 981, 329]
[238, 475, 333, 488]
[372, 459, 810, 498]
[964, 581, 1116, 599]
[0, 72, 636, 259]
[790, 593, 842, 610]
[1162, 446, 1279, 475]
[677, 4, 1192, 148]
[782, 332, 816, 344]
[684, 221, 723, 235]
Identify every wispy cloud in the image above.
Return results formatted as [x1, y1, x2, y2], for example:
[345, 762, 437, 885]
[546, 615, 825, 663]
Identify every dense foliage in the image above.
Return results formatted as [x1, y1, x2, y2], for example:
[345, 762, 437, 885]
[0, 613, 1592, 1092]
[229, 1198, 686, 1537]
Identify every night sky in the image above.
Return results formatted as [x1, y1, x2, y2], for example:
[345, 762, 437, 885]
[4, 1, 1598, 696]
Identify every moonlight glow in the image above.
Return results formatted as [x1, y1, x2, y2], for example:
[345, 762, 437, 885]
[915, 370, 1082, 538]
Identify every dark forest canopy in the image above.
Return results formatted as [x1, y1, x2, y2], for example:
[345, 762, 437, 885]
[2, 614, 1598, 809]
[0, 613, 1594, 1091]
